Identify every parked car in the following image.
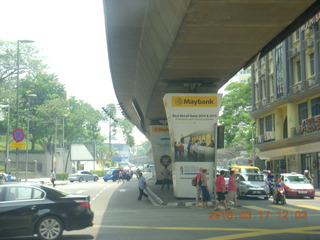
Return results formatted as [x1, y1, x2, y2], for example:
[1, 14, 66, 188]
[281, 172, 315, 199]
[0, 182, 94, 240]
[236, 173, 269, 199]
[68, 171, 99, 183]
[103, 169, 131, 182]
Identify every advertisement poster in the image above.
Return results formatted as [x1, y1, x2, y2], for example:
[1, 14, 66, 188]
[163, 93, 222, 197]
[149, 125, 172, 183]
[172, 162, 214, 198]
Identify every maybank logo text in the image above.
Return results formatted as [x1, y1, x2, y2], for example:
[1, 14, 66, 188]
[172, 96, 218, 107]
[152, 126, 169, 133]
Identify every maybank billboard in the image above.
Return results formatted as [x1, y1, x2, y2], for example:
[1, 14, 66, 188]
[163, 93, 222, 145]
[163, 93, 222, 198]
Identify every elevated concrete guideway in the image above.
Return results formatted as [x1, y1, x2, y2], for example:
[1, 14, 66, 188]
[103, 0, 320, 138]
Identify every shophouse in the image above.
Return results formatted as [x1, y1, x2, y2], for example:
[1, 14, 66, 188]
[250, 12, 320, 187]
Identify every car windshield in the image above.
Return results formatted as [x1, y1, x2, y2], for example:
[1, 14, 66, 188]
[285, 175, 309, 184]
[105, 170, 113, 174]
[243, 174, 264, 182]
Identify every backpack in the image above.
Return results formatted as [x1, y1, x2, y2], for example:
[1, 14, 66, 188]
[192, 175, 202, 186]
[191, 176, 197, 186]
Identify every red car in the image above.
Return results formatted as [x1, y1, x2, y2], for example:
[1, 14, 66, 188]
[281, 173, 315, 199]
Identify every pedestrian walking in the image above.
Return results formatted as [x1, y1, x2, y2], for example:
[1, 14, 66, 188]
[200, 168, 210, 208]
[118, 169, 125, 184]
[161, 166, 170, 190]
[50, 169, 56, 187]
[225, 170, 240, 207]
[195, 167, 203, 207]
[138, 172, 148, 200]
[213, 170, 230, 211]
[6, 172, 12, 182]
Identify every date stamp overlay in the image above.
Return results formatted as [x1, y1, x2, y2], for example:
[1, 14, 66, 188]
[208, 210, 307, 219]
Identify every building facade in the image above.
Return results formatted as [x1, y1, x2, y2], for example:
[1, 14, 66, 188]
[250, 13, 320, 187]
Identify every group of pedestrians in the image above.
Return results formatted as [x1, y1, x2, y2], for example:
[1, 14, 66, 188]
[195, 168, 239, 210]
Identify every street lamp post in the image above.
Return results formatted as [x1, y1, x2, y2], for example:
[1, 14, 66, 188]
[16, 39, 34, 179]
[62, 114, 68, 172]
[25, 93, 37, 181]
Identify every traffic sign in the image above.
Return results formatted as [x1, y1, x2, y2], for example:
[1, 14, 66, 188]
[12, 129, 25, 142]
[11, 142, 26, 149]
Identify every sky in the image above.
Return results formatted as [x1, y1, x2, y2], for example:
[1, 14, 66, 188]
[0, 0, 147, 143]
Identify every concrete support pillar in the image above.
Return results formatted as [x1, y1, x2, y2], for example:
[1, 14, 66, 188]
[274, 109, 283, 140]
[287, 103, 297, 138]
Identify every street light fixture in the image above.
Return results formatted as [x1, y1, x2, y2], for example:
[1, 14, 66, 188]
[16, 39, 34, 179]
[25, 93, 37, 181]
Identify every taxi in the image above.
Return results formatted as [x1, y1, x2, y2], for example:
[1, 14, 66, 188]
[281, 172, 315, 199]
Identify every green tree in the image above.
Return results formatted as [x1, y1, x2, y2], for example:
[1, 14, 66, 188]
[219, 81, 253, 150]
[102, 103, 135, 147]
[18, 72, 67, 150]
[65, 97, 102, 143]
[0, 39, 46, 84]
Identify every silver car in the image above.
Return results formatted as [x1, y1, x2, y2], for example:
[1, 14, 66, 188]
[68, 171, 99, 183]
[236, 173, 269, 200]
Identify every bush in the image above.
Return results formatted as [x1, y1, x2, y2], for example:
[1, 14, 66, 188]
[56, 173, 68, 180]
[91, 170, 104, 177]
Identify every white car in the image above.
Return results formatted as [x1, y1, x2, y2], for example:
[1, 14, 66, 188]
[236, 173, 269, 199]
[281, 172, 315, 199]
[68, 171, 99, 183]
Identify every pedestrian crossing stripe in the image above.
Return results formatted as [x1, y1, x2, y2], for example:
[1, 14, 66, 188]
[232, 205, 320, 212]
[297, 205, 320, 211]
[269, 205, 302, 211]
[240, 206, 267, 211]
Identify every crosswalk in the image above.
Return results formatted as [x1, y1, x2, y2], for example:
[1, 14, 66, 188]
[231, 204, 320, 212]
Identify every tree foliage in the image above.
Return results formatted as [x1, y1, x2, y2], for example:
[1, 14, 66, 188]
[219, 81, 253, 151]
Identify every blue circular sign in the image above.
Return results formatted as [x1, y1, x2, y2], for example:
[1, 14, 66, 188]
[12, 128, 25, 142]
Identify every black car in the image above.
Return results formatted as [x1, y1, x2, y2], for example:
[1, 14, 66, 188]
[0, 182, 94, 240]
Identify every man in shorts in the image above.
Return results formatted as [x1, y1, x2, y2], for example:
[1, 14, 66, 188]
[213, 170, 230, 211]
[225, 170, 240, 207]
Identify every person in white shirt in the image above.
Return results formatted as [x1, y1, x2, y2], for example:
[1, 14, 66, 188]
[138, 172, 148, 200]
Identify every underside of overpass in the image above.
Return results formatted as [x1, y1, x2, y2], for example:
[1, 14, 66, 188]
[103, 0, 320, 139]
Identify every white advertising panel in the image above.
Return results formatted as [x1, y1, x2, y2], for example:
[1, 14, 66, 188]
[149, 125, 172, 182]
[173, 162, 214, 198]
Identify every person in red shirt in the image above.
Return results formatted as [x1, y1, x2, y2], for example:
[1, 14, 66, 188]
[225, 170, 240, 207]
[213, 170, 230, 211]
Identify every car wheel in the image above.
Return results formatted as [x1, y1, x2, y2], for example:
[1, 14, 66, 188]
[310, 196, 314, 199]
[70, 180, 74, 183]
[103, 179, 108, 182]
[36, 215, 63, 240]
[264, 197, 268, 200]
[79, 177, 83, 182]
[94, 177, 98, 182]
[112, 177, 116, 182]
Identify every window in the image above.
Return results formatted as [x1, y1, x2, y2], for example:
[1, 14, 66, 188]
[311, 97, 320, 116]
[298, 102, 308, 124]
[295, 30, 300, 40]
[275, 46, 284, 98]
[4, 186, 44, 201]
[265, 115, 272, 131]
[259, 118, 264, 135]
[310, 53, 315, 75]
[296, 60, 301, 82]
